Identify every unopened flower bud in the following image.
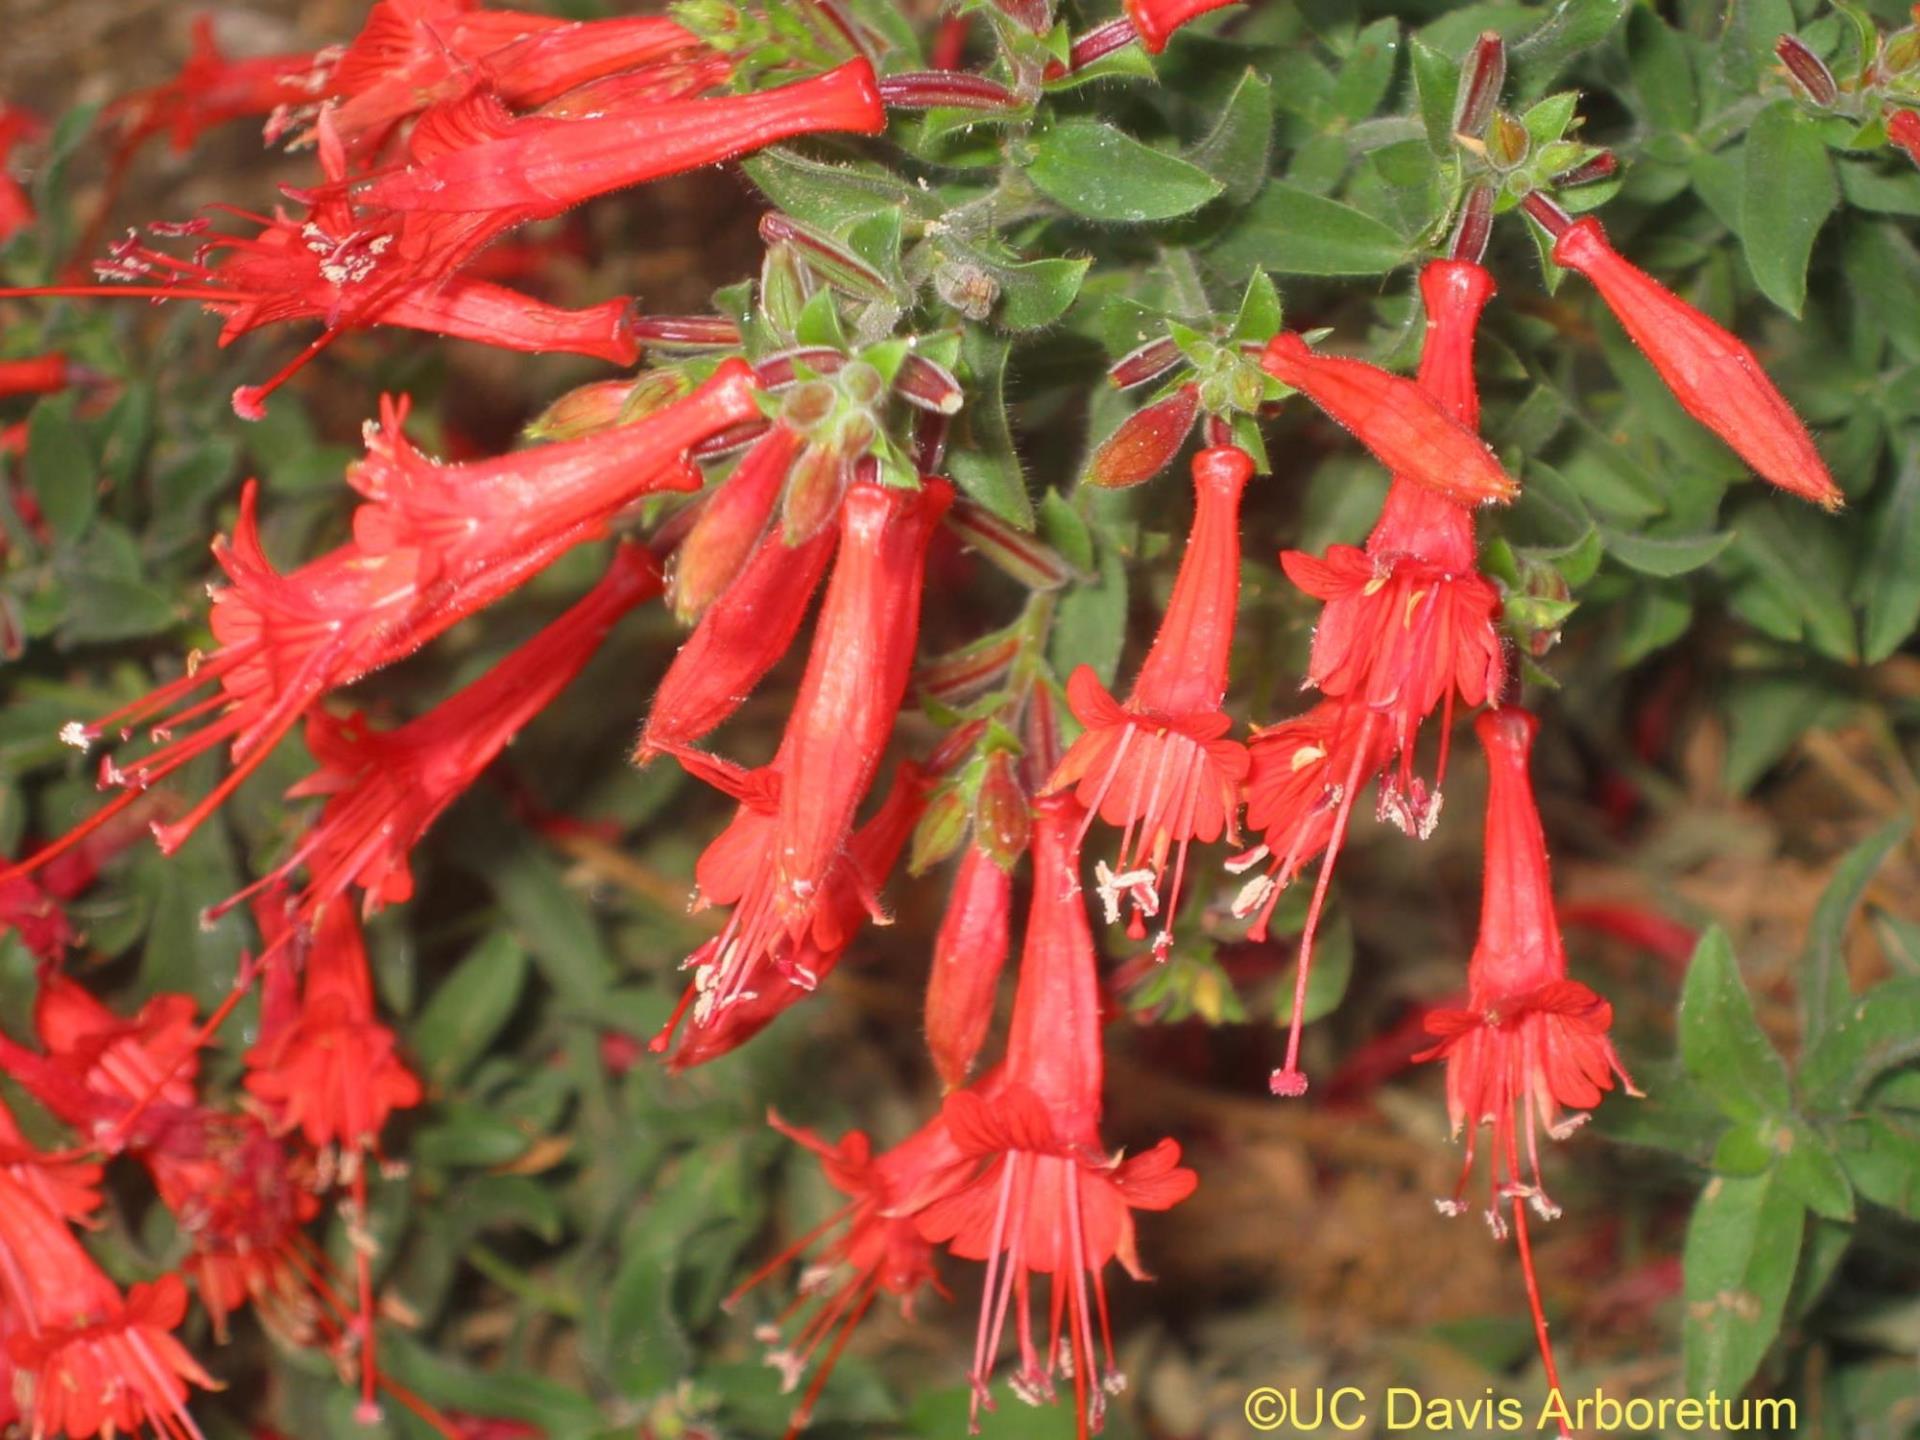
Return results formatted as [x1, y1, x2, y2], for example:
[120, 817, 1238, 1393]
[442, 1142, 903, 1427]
[838, 360, 886, 410]
[919, 629, 1021, 706]
[669, 425, 801, 621]
[1108, 335, 1183, 390]
[1452, 32, 1506, 139]
[781, 440, 853, 545]
[878, 71, 1022, 110]
[909, 784, 973, 875]
[522, 379, 636, 441]
[1085, 383, 1200, 488]
[760, 241, 813, 335]
[895, 353, 964, 414]
[758, 212, 892, 301]
[1550, 151, 1618, 188]
[1890, 109, 1920, 167]
[616, 369, 695, 425]
[629, 315, 742, 349]
[925, 844, 1015, 1088]
[1775, 35, 1838, 107]
[973, 750, 1031, 870]
[756, 347, 848, 390]
[945, 500, 1077, 589]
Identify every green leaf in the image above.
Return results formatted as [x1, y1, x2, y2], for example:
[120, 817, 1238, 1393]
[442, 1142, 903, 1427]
[1049, 539, 1128, 689]
[1186, 69, 1274, 208]
[1626, 7, 1697, 133]
[1800, 817, 1910, 1045]
[1679, 926, 1791, 1123]
[1721, 502, 1858, 663]
[1408, 37, 1460, 154]
[1741, 102, 1838, 317]
[56, 575, 178, 646]
[993, 255, 1091, 332]
[740, 148, 916, 232]
[1601, 527, 1734, 578]
[1510, 0, 1629, 93]
[1206, 184, 1409, 278]
[26, 399, 95, 543]
[1682, 1168, 1805, 1401]
[1025, 119, 1223, 223]
[1720, 671, 1848, 795]
[1801, 978, 1920, 1115]
[1860, 444, 1920, 661]
[1835, 1111, 1920, 1218]
[947, 330, 1032, 527]
[1331, 19, 1401, 124]
[414, 931, 530, 1088]
[1776, 1119, 1855, 1221]
[491, 839, 614, 1009]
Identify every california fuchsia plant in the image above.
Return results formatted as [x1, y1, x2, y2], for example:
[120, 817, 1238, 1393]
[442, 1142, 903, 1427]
[1, 1, 1918, 1437]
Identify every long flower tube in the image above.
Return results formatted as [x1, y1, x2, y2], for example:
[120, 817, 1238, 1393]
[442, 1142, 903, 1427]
[1528, 201, 1842, 510]
[341, 60, 886, 216]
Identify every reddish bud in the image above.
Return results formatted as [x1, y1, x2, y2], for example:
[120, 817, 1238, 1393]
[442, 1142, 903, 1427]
[781, 441, 854, 546]
[918, 629, 1021, 707]
[1453, 33, 1506, 139]
[670, 425, 802, 621]
[878, 71, 1022, 111]
[1068, 17, 1141, 70]
[1108, 335, 1184, 390]
[972, 750, 1031, 870]
[1260, 335, 1519, 506]
[1776, 35, 1838, 107]
[993, 0, 1053, 34]
[1550, 151, 1618, 188]
[1549, 215, 1843, 510]
[895, 353, 965, 414]
[755, 347, 848, 391]
[758, 212, 892, 301]
[630, 314, 742, 349]
[526, 378, 640, 441]
[944, 499, 1077, 589]
[925, 845, 1015, 1088]
[1085, 383, 1201, 488]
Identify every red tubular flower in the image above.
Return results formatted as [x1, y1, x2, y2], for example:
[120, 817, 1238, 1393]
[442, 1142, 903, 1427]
[0, 364, 746, 884]
[317, 1, 711, 155]
[1122, 0, 1242, 52]
[669, 424, 803, 621]
[0, 874, 73, 961]
[1279, 261, 1506, 837]
[342, 60, 886, 217]
[6, 113, 645, 418]
[729, 1107, 975, 1433]
[0, 1096, 101, 1225]
[1414, 709, 1635, 1416]
[0, 1171, 217, 1440]
[1545, 213, 1842, 510]
[914, 795, 1197, 1437]
[1891, 109, 1920, 167]
[639, 514, 840, 758]
[663, 761, 930, 1070]
[107, 14, 321, 160]
[0, 354, 75, 400]
[1260, 332, 1520, 507]
[216, 544, 661, 924]
[774, 479, 953, 924]
[925, 844, 1015, 1090]
[244, 900, 422, 1152]
[1048, 447, 1253, 957]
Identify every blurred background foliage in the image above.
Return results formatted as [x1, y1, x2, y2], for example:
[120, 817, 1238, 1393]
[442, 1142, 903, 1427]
[3, 0, 1920, 1437]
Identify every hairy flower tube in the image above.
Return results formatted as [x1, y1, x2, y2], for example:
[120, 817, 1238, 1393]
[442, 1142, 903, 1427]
[1049, 446, 1253, 957]
[1539, 209, 1842, 510]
